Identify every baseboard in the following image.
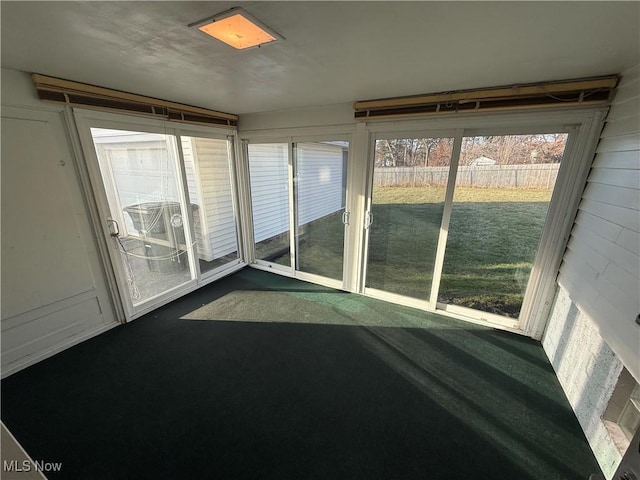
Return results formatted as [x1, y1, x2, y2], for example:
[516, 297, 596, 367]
[1, 321, 120, 379]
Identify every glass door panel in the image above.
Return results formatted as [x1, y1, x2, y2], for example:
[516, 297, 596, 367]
[248, 143, 291, 267]
[365, 137, 454, 300]
[181, 136, 240, 275]
[90, 128, 196, 309]
[293, 141, 348, 281]
[438, 133, 568, 318]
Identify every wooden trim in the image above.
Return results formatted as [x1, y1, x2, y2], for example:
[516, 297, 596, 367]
[32, 73, 238, 126]
[354, 75, 619, 119]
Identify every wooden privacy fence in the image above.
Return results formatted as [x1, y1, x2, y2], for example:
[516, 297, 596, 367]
[374, 164, 560, 189]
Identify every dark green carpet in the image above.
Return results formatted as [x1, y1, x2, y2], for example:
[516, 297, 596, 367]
[1, 268, 601, 479]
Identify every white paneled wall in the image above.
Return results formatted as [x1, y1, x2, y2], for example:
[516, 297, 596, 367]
[1, 70, 118, 377]
[555, 65, 640, 382]
[543, 64, 640, 477]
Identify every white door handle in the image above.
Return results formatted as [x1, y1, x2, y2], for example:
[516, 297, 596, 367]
[365, 211, 374, 229]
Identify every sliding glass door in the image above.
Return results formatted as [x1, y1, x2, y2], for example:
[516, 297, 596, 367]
[76, 111, 242, 319]
[363, 128, 570, 327]
[364, 136, 453, 301]
[90, 128, 196, 310]
[181, 135, 241, 275]
[248, 143, 292, 268]
[437, 133, 568, 321]
[294, 141, 348, 282]
[246, 137, 350, 287]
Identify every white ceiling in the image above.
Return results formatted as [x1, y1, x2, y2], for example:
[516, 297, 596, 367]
[1, 1, 639, 115]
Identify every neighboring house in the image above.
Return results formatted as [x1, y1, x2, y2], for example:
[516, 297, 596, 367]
[470, 156, 497, 166]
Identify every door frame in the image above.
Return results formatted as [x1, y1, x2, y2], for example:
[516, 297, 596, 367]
[242, 137, 293, 276]
[293, 135, 352, 290]
[242, 129, 356, 291]
[72, 108, 245, 321]
[359, 127, 460, 314]
[358, 107, 608, 337]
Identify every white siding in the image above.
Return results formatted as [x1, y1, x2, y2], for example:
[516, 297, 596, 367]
[182, 136, 198, 199]
[103, 141, 181, 208]
[188, 137, 238, 260]
[92, 133, 182, 237]
[296, 142, 345, 225]
[543, 64, 640, 477]
[248, 142, 346, 244]
[556, 65, 640, 383]
[248, 143, 290, 243]
[181, 136, 203, 251]
[96, 135, 237, 262]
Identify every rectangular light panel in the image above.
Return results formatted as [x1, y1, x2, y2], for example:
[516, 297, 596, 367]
[193, 8, 281, 50]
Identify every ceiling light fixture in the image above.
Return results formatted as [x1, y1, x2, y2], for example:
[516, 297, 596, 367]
[189, 7, 283, 50]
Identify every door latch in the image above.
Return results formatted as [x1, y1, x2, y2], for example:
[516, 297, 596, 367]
[107, 218, 120, 237]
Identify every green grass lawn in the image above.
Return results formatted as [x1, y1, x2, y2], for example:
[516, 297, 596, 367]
[296, 211, 346, 280]
[371, 186, 552, 317]
[264, 186, 552, 319]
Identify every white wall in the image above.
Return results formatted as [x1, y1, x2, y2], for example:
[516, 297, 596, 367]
[239, 103, 354, 132]
[544, 288, 624, 477]
[1, 68, 118, 377]
[552, 65, 640, 382]
[542, 64, 640, 478]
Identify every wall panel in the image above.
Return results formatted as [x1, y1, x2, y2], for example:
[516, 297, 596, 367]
[1, 69, 118, 377]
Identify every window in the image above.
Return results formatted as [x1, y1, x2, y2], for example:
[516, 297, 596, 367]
[604, 368, 640, 453]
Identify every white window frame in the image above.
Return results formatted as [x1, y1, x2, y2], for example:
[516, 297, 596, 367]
[358, 107, 608, 337]
[359, 127, 460, 315]
[72, 108, 245, 321]
[243, 137, 294, 276]
[242, 128, 356, 292]
[239, 107, 606, 338]
[172, 126, 245, 282]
